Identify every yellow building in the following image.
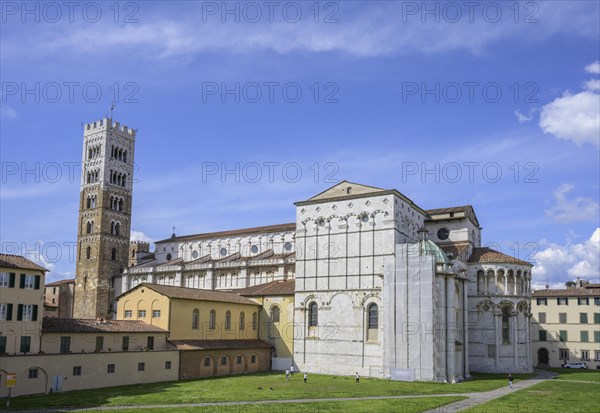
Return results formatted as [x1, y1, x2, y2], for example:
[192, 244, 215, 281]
[116, 283, 273, 378]
[532, 280, 600, 369]
[0, 254, 47, 355]
[234, 280, 295, 370]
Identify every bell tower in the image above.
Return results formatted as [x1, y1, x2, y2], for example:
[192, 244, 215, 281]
[73, 117, 136, 319]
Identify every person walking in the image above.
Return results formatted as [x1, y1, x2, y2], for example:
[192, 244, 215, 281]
[285, 369, 290, 381]
[508, 373, 513, 388]
[355, 372, 360, 383]
[303, 372, 308, 384]
[290, 365, 294, 376]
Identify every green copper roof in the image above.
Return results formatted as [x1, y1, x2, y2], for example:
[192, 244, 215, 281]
[419, 239, 451, 265]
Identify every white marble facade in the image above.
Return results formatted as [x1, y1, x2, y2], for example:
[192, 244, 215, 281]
[118, 181, 533, 381]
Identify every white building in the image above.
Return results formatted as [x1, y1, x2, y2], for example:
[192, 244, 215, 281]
[118, 181, 534, 381]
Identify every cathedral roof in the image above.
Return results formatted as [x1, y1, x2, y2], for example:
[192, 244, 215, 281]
[119, 283, 259, 306]
[419, 239, 451, 265]
[232, 279, 295, 296]
[467, 247, 532, 266]
[42, 318, 167, 333]
[438, 242, 472, 262]
[425, 205, 481, 228]
[0, 253, 47, 272]
[169, 339, 273, 351]
[155, 223, 296, 244]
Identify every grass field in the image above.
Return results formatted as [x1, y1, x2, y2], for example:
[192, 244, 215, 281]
[7, 372, 532, 410]
[469, 379, 600, 413]
[541, 367, 600, 382]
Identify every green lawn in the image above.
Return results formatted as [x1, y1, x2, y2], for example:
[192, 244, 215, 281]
[469, 379, 600, 413]
[7, 372, 532, 410]
[542, 367, 600, 382]
[112, 396, 467, 413]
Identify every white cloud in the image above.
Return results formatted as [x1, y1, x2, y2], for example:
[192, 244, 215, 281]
[532, 228, 600, 288]
[514, 109, 534, 124]
[583, 78, 600, 91]
[539, 90, 600, 147]
[584, 60, 600, 74]
[130, 231, 153, 243]
[545, 184, 599, 223]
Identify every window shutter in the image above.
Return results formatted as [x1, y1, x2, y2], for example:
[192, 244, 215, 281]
[32, 305, 38, 321]
[9, 273, 15, 288]
[17, 304, 23, 321]
[19, 274, 25, 289]
[34, 276, 40, 290]
[7, 304, 13, 321]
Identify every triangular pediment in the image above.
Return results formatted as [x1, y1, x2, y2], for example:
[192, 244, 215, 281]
[308, 180, 387, 201]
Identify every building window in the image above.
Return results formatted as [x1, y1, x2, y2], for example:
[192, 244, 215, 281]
[60, 336, 71, 353]
[138, 310, 146, 318]
[580, 313, 589, 324]
[111, 248, 117, 261]
[73, 366, 82, 376]
[122, 336, 129, 351]
[594, 313, 600, 324]
[221, 356, 227, 365]
[239, 312, 245, 330]
[581, 331, 589, 342]
[209, 310, 216, 330]
[124, 310, 132, 318]
[204, 357, 211, 367]
[595, 297, 600, 306]
[539, 330, 547, 341]
[250, 355, 256, 363]
[0, 272, 14, 288]
[559, 349, 569, 360]
[581, 350, 590, 361]
[578, 297, 590, 305]
[86, 246, 91, 259]
[225, 311, 232, 330]
[595, 331, 600, 343]
[153, 310, 161, 318]
[557, 297, 568, 305]
[28, 368, 38, 379]
[538, 312, 546, 323]
[192, 309, 199, 329]
[536, 297, 548, 306]
[0, 303, 13, 321]
[19, 304, 37, 321]
[252, 312, 257, 330]
[237, 355, 242, 364]
[95, 336, 104, 352]
[0, 336, 6, 353]
[270, 306, 281, 323]
[595, 350, 600, 361]
[20, 336, 31, 353]
[559, 313, 567, 324]
[165, 361, 172, 370]
[138, 362, 145, 372]
[23, 274, 35, 289]
[107, 364, 115, 373]
[559, 330, 568, 342]
[501, 307, 511, 344]
[308, 302, 318, 327]
[368, 303, 379, 329]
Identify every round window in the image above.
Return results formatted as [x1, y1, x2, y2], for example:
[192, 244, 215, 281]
[192, 250, 199, 259]
[437, 228, 450, 240]
[220, 248, 228, 256]
[361, 214, 369, 223]
[251, 245, 259, 254]
[318, 219, 325, 227]
[284, 242, 293, 251]
[166, 253, 172, 261]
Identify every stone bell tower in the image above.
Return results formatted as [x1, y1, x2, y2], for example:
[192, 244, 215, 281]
[73, 117, 136, 319]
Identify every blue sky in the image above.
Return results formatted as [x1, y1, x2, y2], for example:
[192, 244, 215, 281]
[1, 1, 599, 287]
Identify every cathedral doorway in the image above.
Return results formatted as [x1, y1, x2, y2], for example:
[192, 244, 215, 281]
[537, 348, 549, 365]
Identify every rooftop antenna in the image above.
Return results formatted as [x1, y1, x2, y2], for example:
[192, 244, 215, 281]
[109, 102, 117, 120]
[171, 226, 176, 239]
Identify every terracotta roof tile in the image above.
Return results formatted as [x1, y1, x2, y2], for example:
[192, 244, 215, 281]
[45, 279, 75, 287]
[42, 318, 167, 333]
[169, 339, 273, 351]
[123, 283, 260, 306]
[467, 247, 532, 266]
[532, 288, 600, 297]
[0, 254, 47, 272]
[233, 280, 295, 297]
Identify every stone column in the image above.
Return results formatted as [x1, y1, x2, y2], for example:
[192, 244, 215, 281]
[525, 313, 531, 369]
[240, 268, 248, 288]
[494, 311, 501, 367]
[462, 278, 470, 378]
[513, 275, 518, 295]
[484, 272, 489, 295]
[121, 273, 129, 293]
[446, 274, 456, 383]
[512, 311, 519, 368]
[206, 269, 214, 290]
[504, 272, 508, 295]
[174, 271, 182, 287]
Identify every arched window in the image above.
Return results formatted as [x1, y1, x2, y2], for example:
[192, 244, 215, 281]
[86, 221, 92, 234]
[225, 311, 231, 330]
[111, 248, 117, 261]
[123, 150, 127, 162]
[270, 305, 281, 323]
[86, 197, 91, 209]
[252, 312, 257, 330]
[308, 302, 318, 327]
[115, 223, 120, 236]
[132, 249, 136, 259]
[86, 246, 91, 259]
[368, 303, 378, 329]
[111, 222, 115, 234]
[239, 312, 245, 331]
[192, 309, 199, 329]
[502, 307, 511, 344]
[209, 310, 216, 330]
